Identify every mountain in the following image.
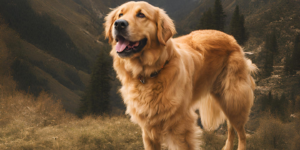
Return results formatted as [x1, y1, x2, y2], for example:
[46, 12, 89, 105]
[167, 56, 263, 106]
[0, 0, 108, 113]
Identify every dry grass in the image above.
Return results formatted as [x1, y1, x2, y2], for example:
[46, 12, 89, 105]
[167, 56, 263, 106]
[0, 79, 142, 150]
[247, 115, 299, 150]
[0, 75, 298, 150]
[199, 115, 300, 150]
[0, 79, 299, 150]
[0, 115, 143, 150]
[200, 131, 226, 150]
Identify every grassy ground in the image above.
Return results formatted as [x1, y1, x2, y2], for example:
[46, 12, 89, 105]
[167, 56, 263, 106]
[0, 89, 143, 150]
[200, 116, 300, 150]
[1, 86, 298, 150]
[0, 115, 143, 150]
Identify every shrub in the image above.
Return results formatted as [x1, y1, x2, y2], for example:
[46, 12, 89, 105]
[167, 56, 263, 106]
[247, 116, 296, 150]
[200, 130, 226, 150]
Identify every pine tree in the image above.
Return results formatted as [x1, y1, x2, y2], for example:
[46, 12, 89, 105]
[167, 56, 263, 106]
[261, 91, 273, 112]
[291, 91, 296, 113]
[284, 52, 293, 75]
[199, 0, 226, 31]
[284, 34, 300, 75]
[260, 93, 269, 112]
[264, 49, 273, 77]
[271, 94, 279, 117]
[230, 6, 241, 42]
[213, 0, 226, 31]
[229, 5, 248, 45]
[199, 8, 214, 29]
[291, 34, 300, 71]
[278, 93, 288, 121]
[78, 50, 112, 116]
[269, 93, 289, 121]
[265, 31, 278, 54]
[263, 31, 279, 77]
[296, 96, 300, 113]
[239, 14, 248, 45]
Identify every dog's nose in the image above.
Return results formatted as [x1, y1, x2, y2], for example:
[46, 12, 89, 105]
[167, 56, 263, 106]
[114, 19, 128, 31]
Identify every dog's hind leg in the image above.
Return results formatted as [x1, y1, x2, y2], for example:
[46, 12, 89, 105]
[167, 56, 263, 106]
[214, 81, 253, 150]
[222, 120, 235, 150]
[232, 121, 246, 150]
[212, 52, 255, 150]
[225, 113, 248, 150]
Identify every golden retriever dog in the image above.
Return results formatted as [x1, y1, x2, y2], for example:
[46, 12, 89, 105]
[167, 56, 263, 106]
[104, 1, 257, 150]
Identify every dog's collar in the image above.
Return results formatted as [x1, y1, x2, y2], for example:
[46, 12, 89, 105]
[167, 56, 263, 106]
[139, 60, 169, 84]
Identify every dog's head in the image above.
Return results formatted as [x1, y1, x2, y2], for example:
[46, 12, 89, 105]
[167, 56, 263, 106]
[104, 1, 176, 58]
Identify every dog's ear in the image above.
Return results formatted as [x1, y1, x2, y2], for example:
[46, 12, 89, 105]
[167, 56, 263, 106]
[104, 8, 118, 43]
[156, 9, 176, 45]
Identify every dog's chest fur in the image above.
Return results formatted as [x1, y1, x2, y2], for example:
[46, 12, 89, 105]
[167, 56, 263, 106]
[115, 57, 193, 127]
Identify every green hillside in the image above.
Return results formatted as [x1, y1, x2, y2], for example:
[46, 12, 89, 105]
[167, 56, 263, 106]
[0, 0, 111, 113]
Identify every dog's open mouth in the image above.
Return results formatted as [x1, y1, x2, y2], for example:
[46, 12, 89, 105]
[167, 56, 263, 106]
[115, 35, 147, 57]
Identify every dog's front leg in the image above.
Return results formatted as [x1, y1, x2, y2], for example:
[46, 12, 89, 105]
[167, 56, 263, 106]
[142, 128, 161, 150]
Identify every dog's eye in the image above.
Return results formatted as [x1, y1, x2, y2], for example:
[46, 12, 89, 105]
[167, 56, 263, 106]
[136, 12, 145, 18]
[119, 13, 123, 17]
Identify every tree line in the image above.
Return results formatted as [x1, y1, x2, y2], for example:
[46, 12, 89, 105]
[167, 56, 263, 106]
[263, 30, 278, 78]
[259, 90, 300, 123]
[285, 34, 300, 75]
[198, 0, 300, 78]
[198, 0, 248, 45]
[263, 30, 300, 78]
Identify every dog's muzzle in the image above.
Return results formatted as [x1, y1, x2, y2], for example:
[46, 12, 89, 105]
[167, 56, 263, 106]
[113, 19, 147, 58]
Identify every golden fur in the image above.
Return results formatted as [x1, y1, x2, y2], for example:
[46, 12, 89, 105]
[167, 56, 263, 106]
[104, 1, 257, 150]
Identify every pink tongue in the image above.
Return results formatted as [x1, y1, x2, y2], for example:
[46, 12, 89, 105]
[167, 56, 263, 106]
[116, 39, 129, 52]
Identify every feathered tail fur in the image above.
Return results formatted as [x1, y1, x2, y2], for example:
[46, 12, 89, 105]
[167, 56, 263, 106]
[199, 58, 257, 130]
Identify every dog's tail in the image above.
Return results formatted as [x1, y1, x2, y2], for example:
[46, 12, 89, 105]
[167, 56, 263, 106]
[198, 58, 257, 131]
[246, 58, 258, 90]
[198, 94, 226, 131]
